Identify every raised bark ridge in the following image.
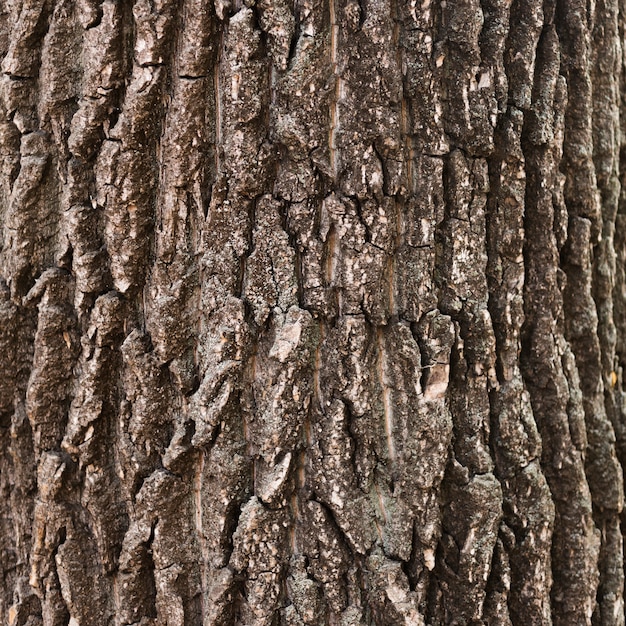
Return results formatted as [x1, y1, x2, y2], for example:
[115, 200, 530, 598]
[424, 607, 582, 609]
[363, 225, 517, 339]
[0, 0, 625, 625]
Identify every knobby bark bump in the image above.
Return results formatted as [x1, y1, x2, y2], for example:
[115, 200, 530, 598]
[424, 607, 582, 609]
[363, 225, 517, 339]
[0, 0, 625, 625]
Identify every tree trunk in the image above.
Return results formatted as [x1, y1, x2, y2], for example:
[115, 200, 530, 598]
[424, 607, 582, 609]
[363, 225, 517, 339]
[1, 0, 625, 624]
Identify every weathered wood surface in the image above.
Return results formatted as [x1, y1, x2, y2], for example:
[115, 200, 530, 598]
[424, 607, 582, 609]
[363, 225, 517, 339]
[0, 0, 625, 624]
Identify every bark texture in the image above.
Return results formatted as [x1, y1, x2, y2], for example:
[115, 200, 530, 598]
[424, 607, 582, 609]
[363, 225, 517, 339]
[0, 0, 625, 624]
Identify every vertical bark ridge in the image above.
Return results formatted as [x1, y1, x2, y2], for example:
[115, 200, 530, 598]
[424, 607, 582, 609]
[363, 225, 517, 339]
[589, 0, 626, 620]
[521, 69, 601, 625]
[556, 0, 625, 620]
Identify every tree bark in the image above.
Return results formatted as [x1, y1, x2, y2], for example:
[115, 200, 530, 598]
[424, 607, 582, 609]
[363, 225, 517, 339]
[0, 0, 625, 624]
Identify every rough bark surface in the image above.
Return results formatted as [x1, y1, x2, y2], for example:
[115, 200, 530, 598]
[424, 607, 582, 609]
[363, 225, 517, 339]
[0, 0, 625, 624]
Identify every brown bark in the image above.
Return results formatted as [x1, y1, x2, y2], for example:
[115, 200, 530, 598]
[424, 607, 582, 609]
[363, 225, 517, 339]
[0, 0, 625, 624]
